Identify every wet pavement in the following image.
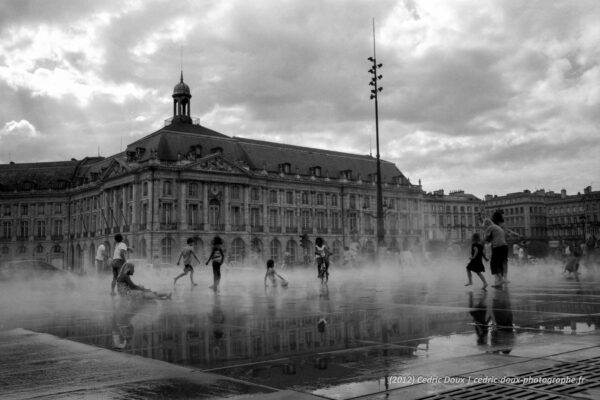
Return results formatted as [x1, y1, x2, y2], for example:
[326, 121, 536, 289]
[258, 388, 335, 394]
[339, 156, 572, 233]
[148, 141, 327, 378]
[1, 260, 600, 399]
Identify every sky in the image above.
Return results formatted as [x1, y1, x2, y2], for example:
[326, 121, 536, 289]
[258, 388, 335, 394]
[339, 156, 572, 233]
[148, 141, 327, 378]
[0, 0, 599, 198]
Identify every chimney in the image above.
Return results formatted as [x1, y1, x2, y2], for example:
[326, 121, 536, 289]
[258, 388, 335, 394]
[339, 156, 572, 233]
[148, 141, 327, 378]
[561, 189, 567, 198]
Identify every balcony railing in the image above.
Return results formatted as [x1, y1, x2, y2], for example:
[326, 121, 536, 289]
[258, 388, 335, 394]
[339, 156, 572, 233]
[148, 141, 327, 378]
[160, 223, 177, 230]
[17, 236, 29, 241]
[364, 228, 374, 235]
[139, 223, 147, 231]
[0, 236, 12, 242]
[104, 228, 111, 234]
[231, 224, 245, 232]
[286, 227, 298, 234]
[34, 235, 46, 241]
[189, 223, 204, 231]
[317, 227, 328, 234]
[122, 225, 130, 233]
[331, 228, 342, 234]
[269, 226, 282, 233]
[210, 224, 225, 232]
[251, 225, 264, 233]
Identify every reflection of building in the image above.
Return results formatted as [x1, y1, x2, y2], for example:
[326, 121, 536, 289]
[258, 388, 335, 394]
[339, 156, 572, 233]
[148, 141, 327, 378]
[423, 190, 483, 243]
[0, 73, 427, 270]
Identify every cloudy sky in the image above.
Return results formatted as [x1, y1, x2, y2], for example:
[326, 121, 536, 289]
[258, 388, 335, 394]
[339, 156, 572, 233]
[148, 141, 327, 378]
[0, 0, 599, 198]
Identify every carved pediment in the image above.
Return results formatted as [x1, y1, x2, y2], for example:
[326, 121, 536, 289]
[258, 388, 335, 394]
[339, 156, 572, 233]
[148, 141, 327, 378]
[101, 159, 131, 181]
[183, 154, 250, 176]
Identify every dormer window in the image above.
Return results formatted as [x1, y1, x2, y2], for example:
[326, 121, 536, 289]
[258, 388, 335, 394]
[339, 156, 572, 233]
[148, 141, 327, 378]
[279, 163, 291, 174]
[340, 169, 352, 180]
[309, 166, 322, 177]
[22, 181, 34, 191]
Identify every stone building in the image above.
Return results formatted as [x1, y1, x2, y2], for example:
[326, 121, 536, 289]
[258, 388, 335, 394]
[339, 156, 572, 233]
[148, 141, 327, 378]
[546, 186, 600, 243]
[0, 74, 426, 271]
[423, 189, 483, 244]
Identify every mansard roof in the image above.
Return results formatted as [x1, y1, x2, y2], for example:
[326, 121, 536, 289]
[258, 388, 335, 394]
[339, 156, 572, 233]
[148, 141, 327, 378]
[124, 121, 410, 184]
[0, 158, 103, 191]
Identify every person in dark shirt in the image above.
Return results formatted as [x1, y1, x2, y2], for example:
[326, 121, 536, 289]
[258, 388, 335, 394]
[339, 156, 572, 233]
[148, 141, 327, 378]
[116, 263, 171, 299]
[465, 233, 489, 290]
[206, 236, 225, 292]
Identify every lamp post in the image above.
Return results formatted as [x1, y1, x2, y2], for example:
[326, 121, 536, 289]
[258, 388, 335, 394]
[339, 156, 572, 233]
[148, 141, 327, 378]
[368, 19, 385, 249]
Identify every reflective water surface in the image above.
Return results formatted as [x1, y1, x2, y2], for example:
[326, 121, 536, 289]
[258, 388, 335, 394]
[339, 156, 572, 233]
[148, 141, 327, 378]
[2, 260, 599, 398]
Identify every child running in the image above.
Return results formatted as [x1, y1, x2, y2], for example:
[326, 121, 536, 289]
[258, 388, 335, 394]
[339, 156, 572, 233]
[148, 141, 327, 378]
[264, 259, 288, 287]
[465, 232, 489, 290]
[174, 238, 201, 286]
[206, 236, 225, 292]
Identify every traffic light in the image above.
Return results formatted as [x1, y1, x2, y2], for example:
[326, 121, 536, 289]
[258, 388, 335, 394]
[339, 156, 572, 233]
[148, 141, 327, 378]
[300, 233, 310, 249]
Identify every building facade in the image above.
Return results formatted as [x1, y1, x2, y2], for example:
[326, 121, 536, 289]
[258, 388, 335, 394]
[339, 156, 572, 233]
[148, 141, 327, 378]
[0, 74, 427, 271]
[423, 189, 484, 244]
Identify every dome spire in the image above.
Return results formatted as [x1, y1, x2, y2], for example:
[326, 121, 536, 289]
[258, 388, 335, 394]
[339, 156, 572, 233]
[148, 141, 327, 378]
[172, 70, 192, 124]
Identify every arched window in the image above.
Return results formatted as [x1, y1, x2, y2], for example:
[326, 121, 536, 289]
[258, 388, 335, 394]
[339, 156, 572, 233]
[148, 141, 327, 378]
[285, 239, 297, 263]
[36, 244, 44, 253]
[161, 237, 173, 263]
[230, 238, 245, 262]
[270, 239, 281, 262]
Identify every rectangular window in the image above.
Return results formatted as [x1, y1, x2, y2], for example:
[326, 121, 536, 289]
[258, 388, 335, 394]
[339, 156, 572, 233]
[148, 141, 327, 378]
[251, 187, 260, 201]
[331, 211, 340, 230]
[3, 205, 11, 216]
[161, 202, 174, 224]
[143, 182, 148, 196]
[285, 210, 295, 228]
[231, 185, 240, 200]
[286, 191, 294, 204]
[141, 203, 148, 225]
[2, 221, 11, 238]
[349, 213, 357, 232]
[21, 204, 28, 216]
[19, 220, 29, 238]
[250, 208, 261, 227]
[231, 206, 242, 226]
[163, 181, 173, 196]
[316, 211, 326, 229]
[37, 203, 45, 215]
[36, 220, 46, 237]
[187, 203, 199, 225]
[269, 190, 278, 204]
[331, 194, 338, 207]
[188, 183, 198, 197]
[301, 210, 311, 230]
[301, 191, 309, 205]
[269, 209, 279, 228]
[316, 193, 324, 206]
[53, 220, 62, 236]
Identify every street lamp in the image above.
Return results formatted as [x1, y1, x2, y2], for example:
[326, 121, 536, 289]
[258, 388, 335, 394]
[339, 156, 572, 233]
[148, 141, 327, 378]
[368, 18, 385, 249]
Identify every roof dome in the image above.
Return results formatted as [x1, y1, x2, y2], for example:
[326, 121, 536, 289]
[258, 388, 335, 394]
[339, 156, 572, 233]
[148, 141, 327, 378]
[173, 71, 191, 97]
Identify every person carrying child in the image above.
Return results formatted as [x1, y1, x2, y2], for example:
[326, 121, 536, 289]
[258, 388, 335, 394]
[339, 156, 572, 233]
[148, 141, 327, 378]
[264, 259, 288, 287]
[206, 236, 225, 292]
[465, 232, 488, 290]
[174, 238, 201, 286]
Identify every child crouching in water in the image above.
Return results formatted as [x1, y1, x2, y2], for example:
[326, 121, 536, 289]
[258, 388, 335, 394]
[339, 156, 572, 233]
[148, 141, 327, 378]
[117, 263, 171, 299]
[465, 233, 489, 290]
[264, 259, 288, 287]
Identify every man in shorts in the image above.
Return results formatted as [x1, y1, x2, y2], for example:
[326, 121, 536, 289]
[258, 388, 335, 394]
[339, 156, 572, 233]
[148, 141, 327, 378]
[110, 233, 128, 295]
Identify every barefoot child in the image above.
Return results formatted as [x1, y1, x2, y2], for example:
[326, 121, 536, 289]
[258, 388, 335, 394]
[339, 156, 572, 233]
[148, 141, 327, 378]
[206, 236, 225, 292]
[117, 263, 171, 299]
[465, 233, 489, 290]
[174, 238, 201, 286]
[264, 259, 288, 287]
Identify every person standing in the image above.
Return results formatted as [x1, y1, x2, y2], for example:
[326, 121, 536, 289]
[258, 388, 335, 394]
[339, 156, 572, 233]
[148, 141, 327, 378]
[174, 238, 201, 286]
[110, 234, 128, 295]
[206, 236, 225, 292]
[95, 242, 108, 274]
[484, 211, 508, 288]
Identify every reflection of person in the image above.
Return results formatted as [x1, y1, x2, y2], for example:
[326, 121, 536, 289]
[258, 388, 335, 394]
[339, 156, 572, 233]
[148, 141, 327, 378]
[468, 291, 490, 345]
[174, 238, 201, 286]
[95, 243, 108, 274]
[110, 234, 128, 295]
[206, 236, 225, 292]
[210, 296, 225, 360]
[490, 288, 515, 354]
[116, 263, 171, 299]
[465, 233, 488, 290]
[111, 298, 144, 350]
